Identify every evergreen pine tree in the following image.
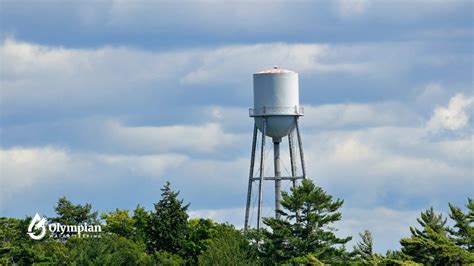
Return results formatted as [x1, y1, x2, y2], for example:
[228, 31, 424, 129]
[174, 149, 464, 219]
[400, 207, 473, 265]
[261, 179, 351, 263]
[353, 230, 380, 265]
[409, 207, 446, 238]
[147, 181, 190, 256]
[448, 198, 474, 251]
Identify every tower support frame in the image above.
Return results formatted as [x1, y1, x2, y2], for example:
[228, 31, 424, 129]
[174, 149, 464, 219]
[244, 117, 306, 230]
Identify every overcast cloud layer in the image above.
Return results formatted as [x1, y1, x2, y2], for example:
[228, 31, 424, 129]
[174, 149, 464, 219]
[1, 0, 473, 253]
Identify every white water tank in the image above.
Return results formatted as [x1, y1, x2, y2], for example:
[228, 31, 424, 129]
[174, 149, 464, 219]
[250, 67, 303, 138]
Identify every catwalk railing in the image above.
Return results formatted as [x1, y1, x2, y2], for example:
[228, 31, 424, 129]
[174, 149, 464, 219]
[249, 106, 304, 117]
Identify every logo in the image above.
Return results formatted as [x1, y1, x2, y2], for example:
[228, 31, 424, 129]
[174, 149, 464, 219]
[27, 213, 47, 240]
[27, 213, 102, 240]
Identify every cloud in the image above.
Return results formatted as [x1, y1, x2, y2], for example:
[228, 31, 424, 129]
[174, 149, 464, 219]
[334, 0, 468, 21]
[1, 94, 472, 252]
[0, 144, 251, 211]
[104, 121, 244, 154]
[2, 38, 472, 131]
[1, 0, 472, 254]
[416, 83, 451, 110]
[304, 125, 472, 209]
[0, 39, 348, 116]
[0, 147, 187, 205]
[179, 43, 370, 87]
[427, 93, 474, 132]
[303, 102, 422, 129]
[0, 147, 70, 200]
[189, 207, 246, 227]
[339, 207, 421, 253]
[96, 153, 187, 177]
[336, 0, 372, 18]
[0, 38, 191, 113]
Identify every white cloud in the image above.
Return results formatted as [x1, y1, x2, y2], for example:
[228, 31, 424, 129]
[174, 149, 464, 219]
[0, 147, 188, 205]
[0, 147, 70, 200]
[96, 153, 187, 177]
[189, 207, 246, 227]
[334, 0, 467, 21]
[427, 93, 474, 132]
[2, 38, 424, 116]
[178, 43, 369, 87]
[76, 0, 469, 31]
[416, 83, 450, 110]
[0, 38, 192, 113]
[303, 102, 421, 129]
[336, 0, 372, 18]
[304, 125, 472, 207]
[104, 121, 244, 154]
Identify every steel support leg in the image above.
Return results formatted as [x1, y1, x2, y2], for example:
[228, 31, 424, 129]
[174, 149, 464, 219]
[288, 131, 301, 222]
[256, 118, 266, 230]
[273, 137, 282, 219]
[295, 117, 307, 179]
[244, 124, 258, 231]
[288, 131, 297, 188]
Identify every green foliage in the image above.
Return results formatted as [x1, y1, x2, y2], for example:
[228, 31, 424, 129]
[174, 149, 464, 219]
[409, 207, 447, 238]
[101, 209, 135, 238]
[400, 207, 474, 265]
[353, 230, 381, 265]
[198, 224, 254, 265]
[49, 196, 100, 240]
[67, 235, 153, 265]
[101, 205, 150, 243]
[260, 179, 352, 264]
[2, 181, 472, 265]
[448, 198, 474, 251]
[132, 205, 151, 243]
[0, 216, 57, 265]
[185, 218, 216, 264]
[152, 250, 185, 265]
[147, 181, 190, 255]
[50, 196, 99, 225]
[283, 254, 325, 265]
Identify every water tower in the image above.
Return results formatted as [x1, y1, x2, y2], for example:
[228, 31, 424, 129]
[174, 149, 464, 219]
[244, 67, 306, 230]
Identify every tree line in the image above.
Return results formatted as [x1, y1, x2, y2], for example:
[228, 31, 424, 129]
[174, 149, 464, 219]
[1, 179, 473, 265]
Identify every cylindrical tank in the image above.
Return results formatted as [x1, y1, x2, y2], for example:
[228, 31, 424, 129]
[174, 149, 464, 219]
[251, 67, 302, 138]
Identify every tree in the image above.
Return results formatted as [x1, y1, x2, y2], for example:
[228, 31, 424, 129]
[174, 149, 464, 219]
[50, 196, 98, 225]
[101, 205, 150, 244]
[0, 217, 36, 265]
[400, 207, 474, 265]
[448, 198, 474, 251]
[49, 196, 99, 240]
[147, 181, 190, 255]
[132, 205, 151, 244]
[67, 235, 153, 265]
[198, 224, 254, 265]
[185, 218, 216, 264]
[101, 209, 135, 239]
[152, 251, 185, 266]
[261, 179, 352, 263]
[409, 207, 446, 238]
[0, 216, 67, 265]
[353, 230, 380, 265]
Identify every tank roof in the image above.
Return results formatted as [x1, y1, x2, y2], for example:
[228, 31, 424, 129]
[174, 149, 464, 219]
[255, 66, 296, 74]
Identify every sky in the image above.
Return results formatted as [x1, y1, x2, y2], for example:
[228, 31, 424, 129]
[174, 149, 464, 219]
[1, 0, 473, 253]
